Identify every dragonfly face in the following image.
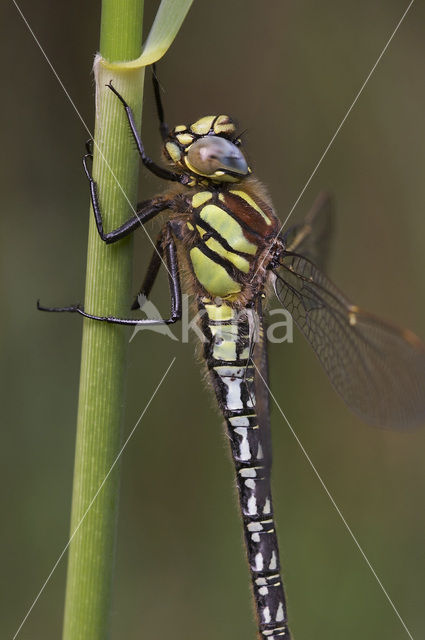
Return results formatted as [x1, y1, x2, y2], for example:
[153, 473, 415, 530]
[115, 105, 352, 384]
[164, 115, 251, 182]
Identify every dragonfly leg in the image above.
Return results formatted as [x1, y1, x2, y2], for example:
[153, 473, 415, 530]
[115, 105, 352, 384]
[131, 222, 182, 321]
[106, 81, 184, 183]
[85, 138, 93, 155]
[151, 63, 168, 141]
[38, 224, 182, 326]
[131, 247, 162, 310]
[82, 152, 174, 244]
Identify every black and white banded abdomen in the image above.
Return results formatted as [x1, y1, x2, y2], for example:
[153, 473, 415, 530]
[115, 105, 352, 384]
[199, 299, 290, 639]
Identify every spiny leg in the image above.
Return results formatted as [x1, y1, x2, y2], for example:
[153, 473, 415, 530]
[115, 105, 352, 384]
[85, 139, 93, 155]
[106, 80, 185, 183]
[131, 223, 182, 323]
[82, 152, 173, 244]
[152, 63, 168, 141]
[38, 223, 182, 326]
[131, 228, 164, 310]
[131, 248, 162, 311]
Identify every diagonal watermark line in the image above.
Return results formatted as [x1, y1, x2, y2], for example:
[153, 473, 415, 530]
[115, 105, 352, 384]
[12, 357, 176, 640]
[253, 361, 415, 640]
[11, 0, 171, 278]
[253, 0, 415, 281]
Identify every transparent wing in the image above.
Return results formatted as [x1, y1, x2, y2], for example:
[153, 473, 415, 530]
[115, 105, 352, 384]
[283, 191, 333, 271]
[274, 252, 425, 429]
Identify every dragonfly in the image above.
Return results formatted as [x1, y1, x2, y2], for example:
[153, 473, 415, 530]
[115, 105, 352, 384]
[38, 68, 425, 639]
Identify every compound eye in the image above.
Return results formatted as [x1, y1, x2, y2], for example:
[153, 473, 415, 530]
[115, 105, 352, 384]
[186, 136, 249, 177]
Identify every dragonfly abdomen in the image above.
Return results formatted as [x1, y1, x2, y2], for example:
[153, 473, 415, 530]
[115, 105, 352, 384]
[200, 299, 290, 638]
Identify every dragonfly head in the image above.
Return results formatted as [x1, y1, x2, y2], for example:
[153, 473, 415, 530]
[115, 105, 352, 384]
[164, 115, 251, 183]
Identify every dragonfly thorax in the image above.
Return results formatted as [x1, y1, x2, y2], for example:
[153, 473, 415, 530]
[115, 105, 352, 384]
[186, 185, 280, 302]
[165, 115, 250, 183]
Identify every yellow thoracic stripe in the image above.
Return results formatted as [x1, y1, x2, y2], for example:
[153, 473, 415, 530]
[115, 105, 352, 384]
[205, 236, 250, 273]
[190, 247, 241, 298]
[200, 204, 258, 255]
[192, 191, 213, 208]
[229, 190, 272, 225]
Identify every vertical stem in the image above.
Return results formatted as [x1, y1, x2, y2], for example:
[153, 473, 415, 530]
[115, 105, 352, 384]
[62, 2, 144, 639]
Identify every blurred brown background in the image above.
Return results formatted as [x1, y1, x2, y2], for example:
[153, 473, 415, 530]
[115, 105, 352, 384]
[1, 1, 424, 638]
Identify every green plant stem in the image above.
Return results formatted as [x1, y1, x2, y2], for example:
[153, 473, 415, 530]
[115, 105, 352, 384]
[62, 2, 144, 638]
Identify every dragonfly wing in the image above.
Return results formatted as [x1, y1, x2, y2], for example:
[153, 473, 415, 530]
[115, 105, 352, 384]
[274, 253, 425, 429]
[283, 191, 334, 271]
